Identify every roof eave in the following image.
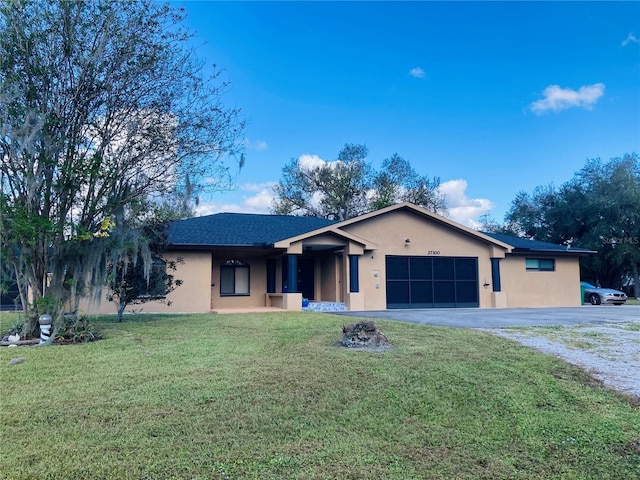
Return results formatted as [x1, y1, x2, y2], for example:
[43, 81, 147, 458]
[510, 248, 598, 255]
[168, 243, 275, 250]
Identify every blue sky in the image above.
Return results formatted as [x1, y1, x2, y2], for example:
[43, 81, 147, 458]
[175, 1, 640, 227]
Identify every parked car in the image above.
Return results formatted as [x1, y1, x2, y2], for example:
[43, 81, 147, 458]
[580, 282, 627, 305]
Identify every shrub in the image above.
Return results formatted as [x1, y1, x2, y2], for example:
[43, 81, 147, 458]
[54, 314, 100, 343]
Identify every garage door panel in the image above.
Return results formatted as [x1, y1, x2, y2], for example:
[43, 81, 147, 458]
[386, 256, 479, 309]
[410, 280, 433, 304]
[456, 280, 479, 304]
[455, 258, 477, 280]
[387, 257, 409, 280]
[409, 258, 432, 279]
[433, 281, 456, 303]
[387, 281, 410, 309]
[433, 258, 454, 280]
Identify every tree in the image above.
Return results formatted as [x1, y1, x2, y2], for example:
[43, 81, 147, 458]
[105, 206, 184, 323]
[272, 145, 446, 220]
[272, 143, 373, 220]
[107, 253, 183, 323]
[504, 154, 640, 294]
[0, 0, 245, 336]
[568, 155, 640, 296]
[370, 153, 446, 214]
[476, 213, 520, 236]
[504, 184, 568, 242]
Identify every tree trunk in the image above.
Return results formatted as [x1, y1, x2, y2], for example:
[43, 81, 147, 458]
[117, 301, 127, 323]
[632, 263, 640, 299]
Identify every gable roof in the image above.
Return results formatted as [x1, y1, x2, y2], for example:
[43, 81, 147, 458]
[167, 204, 595, 256]
[481, 231, 596, 254]
[273, 224, 379, 250]
[330, 202, 514, 251]
[168, 213, 335, 247]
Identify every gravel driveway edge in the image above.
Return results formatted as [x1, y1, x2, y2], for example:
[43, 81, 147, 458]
[485, 321, 640, 400]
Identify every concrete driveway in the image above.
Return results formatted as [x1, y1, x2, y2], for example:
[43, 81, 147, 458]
[332, 305, 640, 328]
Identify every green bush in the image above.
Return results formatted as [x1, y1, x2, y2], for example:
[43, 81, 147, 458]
[54, 314, 100, 343]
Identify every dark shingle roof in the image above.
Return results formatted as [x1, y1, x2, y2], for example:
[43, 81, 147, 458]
[481, 232, 596, 254]
[168, 212, 596, 254]
[168, 213, 336, 247]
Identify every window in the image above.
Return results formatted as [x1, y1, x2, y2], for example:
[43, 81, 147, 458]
[525, 258, 555, 272]
[143, 258, 169, 298]
[220, 260, 250, 295]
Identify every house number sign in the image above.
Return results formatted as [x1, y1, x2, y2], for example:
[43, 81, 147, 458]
[427, 250, 441, 255]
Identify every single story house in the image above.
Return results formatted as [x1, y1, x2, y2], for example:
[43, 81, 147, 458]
[83, 202, 595, 314]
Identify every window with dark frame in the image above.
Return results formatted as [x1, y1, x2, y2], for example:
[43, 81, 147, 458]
[133, 257, 168, 300]
[220, 259, 250, 295]
[525, 258, 555, 271]
[146, 258, 168, 297]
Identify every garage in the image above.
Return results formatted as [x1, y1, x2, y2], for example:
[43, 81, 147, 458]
[386, 255, 479, 308]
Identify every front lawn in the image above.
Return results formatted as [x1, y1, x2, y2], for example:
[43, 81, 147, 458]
[1, 312, 638, 479]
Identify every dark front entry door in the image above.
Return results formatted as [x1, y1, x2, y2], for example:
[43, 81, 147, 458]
[386, 256, 479, 308]
[298, 257, 315, 300]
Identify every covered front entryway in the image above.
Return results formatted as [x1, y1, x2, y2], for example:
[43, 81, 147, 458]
[385, 256, 479, 308]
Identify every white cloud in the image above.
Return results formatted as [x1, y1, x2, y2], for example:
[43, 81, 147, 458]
[298, 154, 328, 170]
[297, 153, 343, 171]
[239, 182, 272, 192]
[409, 67, 425, 78]
[244, 185, 275, 210]
[530, 83, 605, 114]
[194, 201, 245, 216]
[194, 182, 276, 216]
[244, 138, 268, 151]
[622, 33, 639, 47]
[437, 179, 493, 228]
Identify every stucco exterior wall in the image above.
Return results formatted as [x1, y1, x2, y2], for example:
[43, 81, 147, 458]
[340, 209, 503, 310]
[500, 255, 582, 307]
[80, 251, 213, 315]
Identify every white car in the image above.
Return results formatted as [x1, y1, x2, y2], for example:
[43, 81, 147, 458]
[581, 282, 627, 305]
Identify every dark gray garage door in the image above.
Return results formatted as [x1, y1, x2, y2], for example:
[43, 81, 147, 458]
[386, 256, 479, 308]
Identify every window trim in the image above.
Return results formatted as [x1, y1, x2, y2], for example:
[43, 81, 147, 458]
[525, 258, 555, 272]
[220, 259, 250, 296]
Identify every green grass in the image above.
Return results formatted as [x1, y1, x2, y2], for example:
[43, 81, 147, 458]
[1, 312, 639, 480]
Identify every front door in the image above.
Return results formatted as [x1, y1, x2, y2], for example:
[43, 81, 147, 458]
[298, 257, 315, 300]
